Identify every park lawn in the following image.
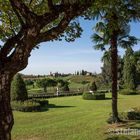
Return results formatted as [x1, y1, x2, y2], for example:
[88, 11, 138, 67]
[12, 94, 140, 140]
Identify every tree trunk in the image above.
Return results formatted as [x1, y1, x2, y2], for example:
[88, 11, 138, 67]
[110, 33, 120, 123]
[0, 72, 14, 140]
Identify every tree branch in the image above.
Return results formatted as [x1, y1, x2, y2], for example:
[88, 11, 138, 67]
[0, 29, 24, 59]
[10, 3, 25, 26]
[47, 0, 54, 12]
[37, 1, 93, 43]
[9, 0, 37, 25]
[7, 13, 16, 35]
[36, 14, 72, 43]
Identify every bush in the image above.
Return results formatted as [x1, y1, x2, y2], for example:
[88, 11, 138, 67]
[61, 84, 69, 92]
[127, 108, 140, 120]
[82, 92, 105, 100]
[119, 89, 138, 95]
[33, 99, 49, 106]
[97, 90, 109, 93]
[82, 92, 94, 100]
[11, 100, 41, 112]
[119, 107, 140, 120]
[11, 74, 28, 101]
[89, 81, 97, 91]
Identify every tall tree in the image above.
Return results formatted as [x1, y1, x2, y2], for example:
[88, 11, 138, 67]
[123, 47, 136, 90]
[101, 52, 123, 89]
[11, 74, 28, 101]
[134, 50, 140, 85]
[0, 0, 94, 139]
[101, 51, 112, 85]
[37, 78, 49, 93]
[91, 0, 139, 123]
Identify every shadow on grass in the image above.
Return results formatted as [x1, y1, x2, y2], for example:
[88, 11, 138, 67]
[36, 104, 75, 112]
[105, 136, 130, 140]
[47, 104, 75, 109]
[105, 97, 112, 100]
[115, 120, 140, 129]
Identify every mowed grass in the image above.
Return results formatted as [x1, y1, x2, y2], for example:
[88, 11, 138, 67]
[12, 94, 140, 140]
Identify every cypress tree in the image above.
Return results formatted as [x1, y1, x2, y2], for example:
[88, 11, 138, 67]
[123, 48, 136, 90]
[89, 81, 97, 91]
[11, 74, 28, 101]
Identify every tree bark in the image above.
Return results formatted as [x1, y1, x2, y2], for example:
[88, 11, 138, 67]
[0, 72, 14, 140]
[110, 32, 121, 123]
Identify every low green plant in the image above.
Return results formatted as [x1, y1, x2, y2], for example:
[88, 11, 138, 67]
[119, 107, 140, 120]
[11, 100, 41, 112]
[119, 89, 138, 95]
[127, 107, 140, 120]
[82, 92, 105, 100]
[33, 99, 49, 106]
[97, 90, 109, 93]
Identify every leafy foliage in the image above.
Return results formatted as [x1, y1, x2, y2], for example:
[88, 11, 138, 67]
[11, 100, 41, 112]
[123, 47, 136, 90]
[82, 92, 105, 100]
[11, 74, 28, 101]
[119, 89, 137, 95]
[89, 81, 97, 91]
[36, 78, 57, 93]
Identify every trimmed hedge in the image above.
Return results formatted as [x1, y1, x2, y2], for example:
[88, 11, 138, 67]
[33, 99, 49, 106]
[82, 92, 105, 100]
[97, 90, 109, 93]
[11, 99, 49, 112]
[119, 89, 138, 95]
[11, 100, 41, 112]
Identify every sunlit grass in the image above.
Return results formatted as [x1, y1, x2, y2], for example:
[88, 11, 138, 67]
[12, 94, 140, 140]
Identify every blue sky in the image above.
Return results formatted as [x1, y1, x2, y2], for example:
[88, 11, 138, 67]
[21, 19, 140, 75]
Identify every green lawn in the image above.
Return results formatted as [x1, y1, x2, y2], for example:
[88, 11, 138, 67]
[12, 94, 140, 140]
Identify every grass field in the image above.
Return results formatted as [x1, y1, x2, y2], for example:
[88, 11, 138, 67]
[12, 94, 140, 140]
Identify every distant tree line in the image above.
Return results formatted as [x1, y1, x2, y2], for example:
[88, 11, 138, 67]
[75, 70, 93, 76]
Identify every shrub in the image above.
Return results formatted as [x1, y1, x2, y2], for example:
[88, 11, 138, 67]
[61, 84, 69, 92]
[33, 99, 49, 106]
[82, 92, 94, 100]
[119, 89, 137, 95]
[82, 92, 105, 100]
[97, 90, 109, 93]
[127, 108, 140, 120]
[11, 100, 41, 112]
[89, 81, 97, 91]
[119, 107, 140, 120]
[94, 92, 105, 100]
[11, 74, 28, 101]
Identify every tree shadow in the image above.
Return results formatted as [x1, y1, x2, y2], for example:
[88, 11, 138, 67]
[105, 97, 112, 100]
[47, 104, 75, 109]
[117, 120, 140, 129]
[105, 136, 130, 140]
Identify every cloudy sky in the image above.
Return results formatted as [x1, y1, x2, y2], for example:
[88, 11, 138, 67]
[21, 19, 140, 75]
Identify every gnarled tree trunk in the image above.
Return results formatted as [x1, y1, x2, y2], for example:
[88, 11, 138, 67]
[0, 71, 14, 140]
[0, 1, 93, 139]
